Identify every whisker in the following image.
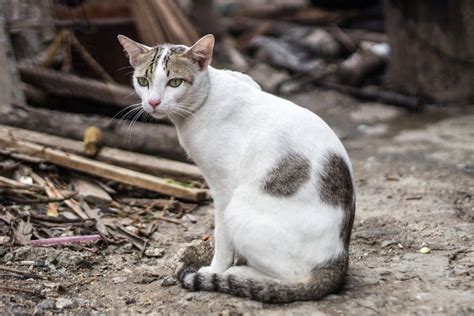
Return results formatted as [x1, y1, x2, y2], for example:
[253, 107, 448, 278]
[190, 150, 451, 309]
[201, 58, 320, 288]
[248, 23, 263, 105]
[117, 107, 142, 132]
[119, 107, 142, 123]
[125, 109, 145, 147]
[117, 65, 133, 71]
[111, 103, 141, 121]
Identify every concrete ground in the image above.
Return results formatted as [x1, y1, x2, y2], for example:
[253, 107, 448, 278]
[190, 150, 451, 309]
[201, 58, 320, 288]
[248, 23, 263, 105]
[1, 88, 473, 314]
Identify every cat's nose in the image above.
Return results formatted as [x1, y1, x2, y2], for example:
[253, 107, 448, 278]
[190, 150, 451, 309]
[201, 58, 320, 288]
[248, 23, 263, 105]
[148, 99, 161, 109]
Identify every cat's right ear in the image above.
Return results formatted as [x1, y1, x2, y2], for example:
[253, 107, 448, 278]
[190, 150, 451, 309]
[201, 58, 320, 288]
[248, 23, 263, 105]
[183, 34, 215, 70]
[117, 35, 150, 67]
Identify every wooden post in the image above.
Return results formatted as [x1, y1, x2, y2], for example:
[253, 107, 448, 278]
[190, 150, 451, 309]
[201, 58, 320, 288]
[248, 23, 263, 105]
[384, 0, 474, 103]
[0, 16, 25, 105]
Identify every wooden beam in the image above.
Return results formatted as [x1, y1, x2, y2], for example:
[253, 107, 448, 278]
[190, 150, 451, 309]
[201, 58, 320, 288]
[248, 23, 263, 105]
[0, 103, 187, 161]
[0, 124, 202, 180]
[0, 17, 25, 105]
[0, 133, 209, 202]
[17, 63, 138, 108]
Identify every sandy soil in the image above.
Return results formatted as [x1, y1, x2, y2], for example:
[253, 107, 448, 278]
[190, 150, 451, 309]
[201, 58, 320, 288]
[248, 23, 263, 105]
[1, 89, 473, 315]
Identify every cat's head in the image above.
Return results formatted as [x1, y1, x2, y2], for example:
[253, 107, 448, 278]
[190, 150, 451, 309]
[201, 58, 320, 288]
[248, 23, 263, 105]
[117, 34, 214, 120]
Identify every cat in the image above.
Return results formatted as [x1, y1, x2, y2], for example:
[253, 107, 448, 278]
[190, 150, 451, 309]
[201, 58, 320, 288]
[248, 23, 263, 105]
[118, 34, 355, 303]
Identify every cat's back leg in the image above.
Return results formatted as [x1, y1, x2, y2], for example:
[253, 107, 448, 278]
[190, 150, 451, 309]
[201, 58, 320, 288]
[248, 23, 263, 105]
[223, 184, 343, 279]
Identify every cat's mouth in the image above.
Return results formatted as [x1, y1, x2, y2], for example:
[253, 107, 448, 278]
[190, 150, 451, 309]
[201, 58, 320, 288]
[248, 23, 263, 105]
[142, 104, 167, 119]
[150, 112, 167, 119]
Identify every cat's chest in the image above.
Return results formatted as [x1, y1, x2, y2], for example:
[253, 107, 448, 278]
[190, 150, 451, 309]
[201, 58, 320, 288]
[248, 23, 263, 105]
[178, 121, 243, 188]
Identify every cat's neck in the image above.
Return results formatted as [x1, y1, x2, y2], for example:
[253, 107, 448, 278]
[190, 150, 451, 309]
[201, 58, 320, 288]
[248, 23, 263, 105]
[171, 66, 255, 163]
[170, 67, 226, 128]
[168, 68, 217, 127]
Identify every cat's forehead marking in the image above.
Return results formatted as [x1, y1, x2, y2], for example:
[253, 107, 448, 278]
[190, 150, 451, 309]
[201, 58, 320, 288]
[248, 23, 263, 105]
[262, 152, 311, 197]
[144, 46, 163, 79]
[317, 153, 355, 247]
[160, 45, 198, 82]
[162, 45, 187, 71]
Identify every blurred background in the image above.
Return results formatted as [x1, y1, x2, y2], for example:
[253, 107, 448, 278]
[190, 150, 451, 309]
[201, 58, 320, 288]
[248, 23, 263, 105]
[1, 0, 473, 144]
[0, 0, 472, 314]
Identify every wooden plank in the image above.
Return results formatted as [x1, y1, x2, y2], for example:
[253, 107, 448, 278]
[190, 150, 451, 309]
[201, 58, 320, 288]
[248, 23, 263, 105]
[0, 134, 209, 202]
[0, 124, 202, 180]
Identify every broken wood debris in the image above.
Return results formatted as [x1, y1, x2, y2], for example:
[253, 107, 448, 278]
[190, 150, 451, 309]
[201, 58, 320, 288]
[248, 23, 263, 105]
[0, 124, 201, 180]
[0, 133, 209, 202]
[17, 63, 138, 109]
[131, 0, 198, 47]
[28, 234, 102, 246]
[0, 104, 186, 161]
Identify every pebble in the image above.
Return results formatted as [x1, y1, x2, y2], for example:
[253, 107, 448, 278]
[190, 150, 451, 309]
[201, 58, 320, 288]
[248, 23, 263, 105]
[160, 276, 177, 286]
[113, 276, 128, 284]
[37, 299, 55, 310]
[133, 273, 159, 284]
[55, 297, 74, 310]
[144, 247, 165, 258]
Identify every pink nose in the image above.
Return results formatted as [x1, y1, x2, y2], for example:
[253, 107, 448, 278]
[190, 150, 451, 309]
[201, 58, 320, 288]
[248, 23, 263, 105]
[148, 99, 161, 109]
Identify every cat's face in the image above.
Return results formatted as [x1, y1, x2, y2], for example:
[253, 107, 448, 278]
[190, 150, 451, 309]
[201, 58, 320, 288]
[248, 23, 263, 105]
[118, 35, 214, 120]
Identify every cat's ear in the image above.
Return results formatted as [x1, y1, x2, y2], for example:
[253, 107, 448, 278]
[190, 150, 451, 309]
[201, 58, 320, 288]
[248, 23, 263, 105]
[117, 35, 151, 67]
[183, 34, 215, 70]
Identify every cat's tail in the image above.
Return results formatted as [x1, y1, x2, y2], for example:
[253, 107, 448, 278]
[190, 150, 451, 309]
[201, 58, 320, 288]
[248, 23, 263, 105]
[177, 255, 348, 303]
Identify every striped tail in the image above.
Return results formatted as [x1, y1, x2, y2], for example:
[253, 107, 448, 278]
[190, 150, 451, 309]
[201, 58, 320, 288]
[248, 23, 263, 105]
[177, 255, 348, 303]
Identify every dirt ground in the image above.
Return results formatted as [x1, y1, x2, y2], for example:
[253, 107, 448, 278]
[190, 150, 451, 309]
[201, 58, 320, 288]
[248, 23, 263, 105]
[1, 88, 473, 315]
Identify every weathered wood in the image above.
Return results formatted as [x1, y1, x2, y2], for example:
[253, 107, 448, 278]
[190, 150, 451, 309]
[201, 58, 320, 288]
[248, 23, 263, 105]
[250, 36, 324, 73]
[317, 82, 424, 112]
[17, 63, 138, 108]
[131, 0, 198, 46]
[338, 42, 389, 86]
[71, 177, 112, 204]
[0, 17, 25, 105]
[130, 1, 166, 46]
[153, 0, 198, 45]
[0, 134, 209, 202]
[0, 104, 187, 161]
[2, 0, 55, 60]
[0, 124, 202, 180]
[384, 0, 474, 103]
[226, 17, 387, 47]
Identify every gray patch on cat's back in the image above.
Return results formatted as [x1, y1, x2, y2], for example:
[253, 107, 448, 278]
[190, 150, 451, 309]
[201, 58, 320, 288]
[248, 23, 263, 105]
[318, 153, 355, 248]
[262, 152, 311, 197]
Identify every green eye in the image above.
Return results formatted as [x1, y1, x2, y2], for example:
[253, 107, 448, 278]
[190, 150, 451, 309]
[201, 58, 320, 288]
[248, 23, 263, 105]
[168, 78, 183, 88]
[137, 77, 149, 87]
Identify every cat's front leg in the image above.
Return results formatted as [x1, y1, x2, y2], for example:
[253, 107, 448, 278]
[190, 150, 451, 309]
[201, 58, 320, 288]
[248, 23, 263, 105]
[199, 209, 234, 273]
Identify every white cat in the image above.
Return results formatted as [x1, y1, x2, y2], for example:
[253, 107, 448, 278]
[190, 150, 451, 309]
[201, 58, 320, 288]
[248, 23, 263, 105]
[118, 34, 355, 303]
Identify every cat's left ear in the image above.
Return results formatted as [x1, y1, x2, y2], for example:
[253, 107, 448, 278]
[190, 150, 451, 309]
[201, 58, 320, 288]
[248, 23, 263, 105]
[183, 34, 215, 70]
[117, 35, 151, 67]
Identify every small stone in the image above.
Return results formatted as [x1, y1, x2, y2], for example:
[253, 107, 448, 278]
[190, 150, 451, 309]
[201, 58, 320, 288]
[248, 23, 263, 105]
[113, 276, 128, 284]
[37, 299, 55, 310]
[55, 297, 75, 310]
[144, 247, 165, 258]
[160, 276, 177, 286]
[419, 246, 431, 254]
[381, 240, 397, 248]
[133, 273, 159, 284]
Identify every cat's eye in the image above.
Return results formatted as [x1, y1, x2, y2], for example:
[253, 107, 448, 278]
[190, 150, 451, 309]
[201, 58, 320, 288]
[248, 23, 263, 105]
[136, 77, 149, 87]
[168, 78, 183, 88]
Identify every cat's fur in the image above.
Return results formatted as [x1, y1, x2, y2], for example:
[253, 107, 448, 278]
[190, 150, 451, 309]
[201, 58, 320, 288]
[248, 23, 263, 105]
[118, 34, 355, 303]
